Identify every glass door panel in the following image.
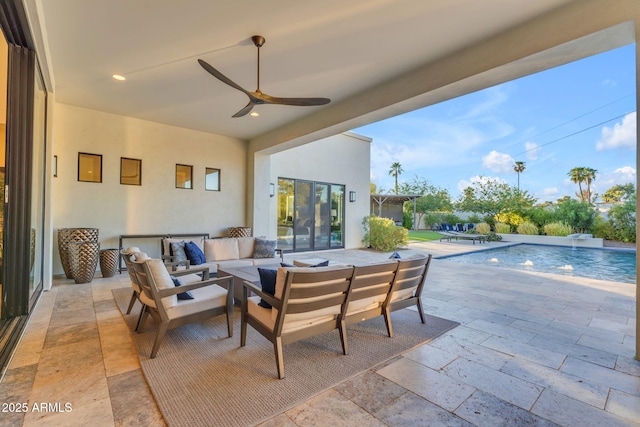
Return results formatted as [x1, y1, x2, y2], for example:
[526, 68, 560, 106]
[330, 185, 345, 248]
[29, 65, 46, 298]
[277, 178, 294, 251]
[314, 184, 330, 249]
[294, 181, 313, 251]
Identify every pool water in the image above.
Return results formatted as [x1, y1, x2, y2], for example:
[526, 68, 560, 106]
[443, 244, 636, 284]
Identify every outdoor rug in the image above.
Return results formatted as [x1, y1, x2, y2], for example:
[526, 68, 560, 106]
[113, 288, 459, 427]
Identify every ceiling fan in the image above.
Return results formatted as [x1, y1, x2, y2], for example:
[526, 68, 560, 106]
[198, 35, 331, 118]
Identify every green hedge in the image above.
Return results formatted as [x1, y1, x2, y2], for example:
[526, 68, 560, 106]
[362, 215, 408, 252]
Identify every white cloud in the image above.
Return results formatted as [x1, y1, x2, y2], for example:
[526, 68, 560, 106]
[456, 175, 506, 192]
[482, 150, 514, 173]
[524, 142, 540, 161]
[541, 187, 559, 196]
[596, 112, 636, 151]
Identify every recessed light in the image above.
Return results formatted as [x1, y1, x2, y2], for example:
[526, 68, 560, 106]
[112, 74, 126, 81]
[250, 111, 259, 117]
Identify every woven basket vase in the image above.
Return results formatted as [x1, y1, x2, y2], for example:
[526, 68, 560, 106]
[69, 242, 100, 284]
[58, 228, 99, 279]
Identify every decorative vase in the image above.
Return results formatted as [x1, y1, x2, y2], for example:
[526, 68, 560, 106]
[69, 241, 100, 284]
[227, 227, 252, 238]
[58, 228, 99, 279]
[99, 248, 119, 278]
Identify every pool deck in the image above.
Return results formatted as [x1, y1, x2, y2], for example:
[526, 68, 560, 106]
[1, 239, 638, 426]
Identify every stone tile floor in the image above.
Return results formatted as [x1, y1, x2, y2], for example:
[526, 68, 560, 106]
[0, 240, 638, 426]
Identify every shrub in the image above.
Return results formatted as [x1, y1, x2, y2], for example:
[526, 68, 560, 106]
[402, 210, 413, 229]
[495, 212, 526, 228]
[361, 215, 408, 251]
[544, 222, 572, 236]
[593, 216, 616, 240]
[486, 232, 503, 242]
[495, 222, 511, 233]
[554, 199, 596, 233]
[475, 222, 491, 234]
[442, 213, 462, 225]
[517, 221, 539, 235]
[467, 214, 482, 224]
[423, 213, 441, 229]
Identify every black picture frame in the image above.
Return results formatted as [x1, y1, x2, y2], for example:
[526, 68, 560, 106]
[78, 152, 102, 183]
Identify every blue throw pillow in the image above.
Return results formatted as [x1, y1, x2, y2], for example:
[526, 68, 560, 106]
[171, 276, 194, 300]
[184, 241, 206, 265]
[280, 262, 294, 267]
[257, 268, 278, 309]
[312, 260, 329, 267]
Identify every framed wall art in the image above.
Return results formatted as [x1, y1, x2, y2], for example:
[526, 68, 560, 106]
[78, 152, 102, 183]
[205, 167, 220, 191]
[120, 157, 142, 185]
[176, 164, 193, 189]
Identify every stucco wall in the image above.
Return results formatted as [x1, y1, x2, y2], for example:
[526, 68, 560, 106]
[51, 103, 247, 275]
[269, 132, 371, 249]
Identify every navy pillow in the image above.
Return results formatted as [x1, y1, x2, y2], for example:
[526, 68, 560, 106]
[184, 241, 206, 265]
[171, 276, 194, 300]
[280, 262, 294, 267]
[312, 260, 329, 267]
[257, 268, 278, 309]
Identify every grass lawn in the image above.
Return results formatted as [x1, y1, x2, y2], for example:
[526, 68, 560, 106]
[407, 230, 443, 242]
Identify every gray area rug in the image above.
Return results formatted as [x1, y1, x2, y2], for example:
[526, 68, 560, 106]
[113, 287, 459, 427]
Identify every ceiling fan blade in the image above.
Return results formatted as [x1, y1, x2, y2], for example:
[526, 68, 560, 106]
[259, 93, 331, 106]
[232, 101, 256, 118]
[198, 59, 251, 96]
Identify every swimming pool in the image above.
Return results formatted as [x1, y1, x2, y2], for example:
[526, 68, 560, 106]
[442, 244, 636, 284]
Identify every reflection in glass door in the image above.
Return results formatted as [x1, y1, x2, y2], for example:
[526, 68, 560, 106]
[294, 181, 313, 251]
[277, 178, 345, 252]
[30, 65, 46, 300]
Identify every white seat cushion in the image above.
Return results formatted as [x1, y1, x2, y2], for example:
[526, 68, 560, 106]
[165, 284, 228, 320]
[247, 296, 337, 334]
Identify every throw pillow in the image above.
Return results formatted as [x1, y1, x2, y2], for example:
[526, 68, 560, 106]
[312, 260, 329, 267]
[253, 238, 277, 259]
[170, 241, 188, 263]
[257, 268, 278, 309]
[184, 241, 206, 265]
[280, 262, 294, 267]
[170, 276, 194, 300]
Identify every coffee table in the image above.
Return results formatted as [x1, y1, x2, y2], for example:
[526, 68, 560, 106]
[217, 264, 280, 305]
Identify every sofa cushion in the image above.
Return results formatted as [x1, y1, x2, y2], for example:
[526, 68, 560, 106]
[184, 241, 206, 265]
[204, 238, 240, 262]
[257, 268, 277, 309]
[253, 238, 276, 258]
[163, 237, 205, 257]
[236, 237, 255, 259]
[124, 246, 141, 254]
[170, 241, 188, 263]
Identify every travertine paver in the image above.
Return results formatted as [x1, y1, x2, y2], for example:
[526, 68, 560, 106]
[377, 357, 476, 412]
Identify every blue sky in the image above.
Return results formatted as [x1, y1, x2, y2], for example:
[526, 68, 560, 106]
[356, 44, 637, 204]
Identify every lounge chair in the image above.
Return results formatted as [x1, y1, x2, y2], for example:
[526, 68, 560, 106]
[439, 231, 487, 244]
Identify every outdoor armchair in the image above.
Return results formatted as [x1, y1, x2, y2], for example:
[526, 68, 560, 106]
[131, 258, 233, 358]
[383, 254, 432, 337]
[343, 261, 399, 339]
[240, 266, 354, 379]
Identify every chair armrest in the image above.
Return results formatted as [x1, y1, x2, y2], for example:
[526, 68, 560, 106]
[157, 275, 232, 298]
[163, 256, 192, 271]
[242, 280, 281, 309]
[171, 266, 209, 280]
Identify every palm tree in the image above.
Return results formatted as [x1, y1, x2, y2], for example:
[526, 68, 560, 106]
[388, 162, 403, 194]
[584, 167, 598, 204]
[513, 161, 526, 190]
[568, 167, 598, 203]
[568, 167, 585, 201]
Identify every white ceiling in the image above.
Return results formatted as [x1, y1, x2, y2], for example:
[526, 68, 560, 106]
[38, 0, 577, 141]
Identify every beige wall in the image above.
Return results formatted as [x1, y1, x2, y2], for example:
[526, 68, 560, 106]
[269, 132, 371, 249]
[51, 103, 247, 275]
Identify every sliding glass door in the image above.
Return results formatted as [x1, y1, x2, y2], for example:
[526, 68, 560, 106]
[277, 178, 345, 252]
